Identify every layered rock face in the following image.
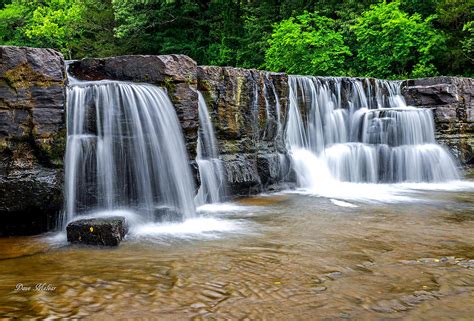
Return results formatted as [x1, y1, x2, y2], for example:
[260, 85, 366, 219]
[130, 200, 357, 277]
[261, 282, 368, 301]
[0, 46, 66, 235]
[197, 66, 290, 194]
[402, 77, 474, 167]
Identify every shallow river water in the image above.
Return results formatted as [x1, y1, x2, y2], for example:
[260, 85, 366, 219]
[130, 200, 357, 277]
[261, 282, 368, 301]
[1, 182, 474, 320]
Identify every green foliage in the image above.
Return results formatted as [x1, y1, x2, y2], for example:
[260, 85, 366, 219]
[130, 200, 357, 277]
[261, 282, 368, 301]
[73, 0, 126, 58]
[0, 0, 83, 58]
[0, 0, 471, 78]
[351, 1, 445, 79]
[461, 21, 474, 66]
[113, 0, 212, 61]
[0, 0, 31, 46]
[434, 0, 473, 76]
[0, 0, 124, 59]
[265, 12, 351, 76]
[24, 0, 83, 58]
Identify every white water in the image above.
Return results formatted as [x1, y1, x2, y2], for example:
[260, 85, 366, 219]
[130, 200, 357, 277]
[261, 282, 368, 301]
[285, 76, 462, 201]
[65, 80, 196, 226]
[128, 218, 246, 241]
[330, 199, 359, 208]
[195, 91, 227, 205]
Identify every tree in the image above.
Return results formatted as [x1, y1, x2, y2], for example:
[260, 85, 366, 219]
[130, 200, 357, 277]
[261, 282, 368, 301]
[265, 12, 351, 76]
[434, 0, 473, 76]
[0, 0, 470, 77]
[461, 21, 474, 71]
[0, 0, 32, 47]
[24, 0, 84, 59]
[0, 0, 84, 59]
[113, 0, 212, 62]
[351, 1, 445, 79]
[72, 0, 126, 58]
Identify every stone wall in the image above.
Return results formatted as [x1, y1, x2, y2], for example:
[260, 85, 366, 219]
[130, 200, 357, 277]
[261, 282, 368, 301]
[197, 66, 290, 195]
[0, 46, 66, 235]
[402, 77, 474, 167]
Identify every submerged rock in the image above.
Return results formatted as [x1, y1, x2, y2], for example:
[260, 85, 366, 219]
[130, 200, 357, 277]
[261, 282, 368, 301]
[66, 216, 128, 246]
[153, 206, 183, 222]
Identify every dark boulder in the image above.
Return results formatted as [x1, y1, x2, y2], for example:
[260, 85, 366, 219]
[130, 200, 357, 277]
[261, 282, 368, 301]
[66, 216, 128, 246]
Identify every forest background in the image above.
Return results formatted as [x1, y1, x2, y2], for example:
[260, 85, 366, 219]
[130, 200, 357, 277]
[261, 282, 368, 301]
[1, 0, 472, 79]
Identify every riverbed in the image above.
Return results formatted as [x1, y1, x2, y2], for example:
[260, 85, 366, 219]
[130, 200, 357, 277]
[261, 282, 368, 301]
[1, 182, 474, 319]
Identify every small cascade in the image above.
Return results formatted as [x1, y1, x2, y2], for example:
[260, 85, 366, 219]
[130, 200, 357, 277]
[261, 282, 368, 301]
[195, 91, 227, 205]
[286, 76, 459, 185]
[262, 73, 283, 141]
[64, 80, 196, 226]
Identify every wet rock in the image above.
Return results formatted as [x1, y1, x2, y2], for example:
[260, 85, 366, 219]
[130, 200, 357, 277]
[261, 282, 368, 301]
[0, 167, 63, 236]
[68, 54, 196, 83]
[371, 300, 408, 313]
[69, 55, 199, 158]
[325, 271, 343, 280]
[197, 66, 289, 194]
[221, 154, 262, 195]
[458, 259, 474, 268]
[257, 153, 290, 186]
[67, 216, 128, 246]
[400, 291, 436, 306]
[402, 77, 474, 167]
[153, 205, 183, 222]
[0, 46, 66, 235]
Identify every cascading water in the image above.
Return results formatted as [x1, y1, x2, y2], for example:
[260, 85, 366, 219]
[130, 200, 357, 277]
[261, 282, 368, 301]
[64, 80, 196, 227]
[286, 76, 459, 188]
[195, 91, 227, 205]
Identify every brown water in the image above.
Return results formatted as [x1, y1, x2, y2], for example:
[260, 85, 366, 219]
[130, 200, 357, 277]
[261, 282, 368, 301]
[1, 185, 474, 320]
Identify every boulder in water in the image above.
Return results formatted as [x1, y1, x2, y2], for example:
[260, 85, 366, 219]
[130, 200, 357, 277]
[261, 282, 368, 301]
[66, 216, 128, 246]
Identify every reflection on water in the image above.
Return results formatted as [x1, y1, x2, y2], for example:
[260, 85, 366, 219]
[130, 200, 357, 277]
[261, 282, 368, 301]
[1, 186, 474, 319]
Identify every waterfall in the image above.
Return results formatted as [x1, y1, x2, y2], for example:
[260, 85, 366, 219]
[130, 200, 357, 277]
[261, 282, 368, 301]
[286, 76, 459, 185]
[64, 80, 196, 226]
[195, 91, 227, 205]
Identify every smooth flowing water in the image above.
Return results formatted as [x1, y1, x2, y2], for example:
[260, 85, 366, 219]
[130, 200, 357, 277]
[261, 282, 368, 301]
[65, 80, 196, 225]
[1, 185, 473, 319]
[195, 91, 227, 206]
[1, 73, 473, 319]
[286, 76, 459, 187]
